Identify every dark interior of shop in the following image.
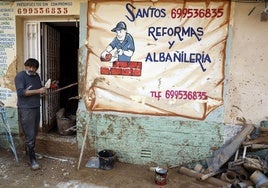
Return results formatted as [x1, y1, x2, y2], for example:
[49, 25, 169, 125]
[44, 22, 79, 135]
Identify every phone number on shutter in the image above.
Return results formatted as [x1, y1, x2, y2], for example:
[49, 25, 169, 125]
[17, 7, 68, 15]
[165, 90, 208, 100]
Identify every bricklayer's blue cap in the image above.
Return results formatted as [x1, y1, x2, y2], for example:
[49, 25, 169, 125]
[111, 21, 127, 32]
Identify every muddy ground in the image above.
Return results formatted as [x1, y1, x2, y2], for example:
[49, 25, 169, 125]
[0, 148, 218, 188]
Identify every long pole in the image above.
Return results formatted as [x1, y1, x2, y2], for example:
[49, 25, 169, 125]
[77, 123, 89, 170]
[178, 167, 232, 188]
[43, 82, 78, 96]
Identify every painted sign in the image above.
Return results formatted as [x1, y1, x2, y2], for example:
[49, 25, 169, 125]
[0, 0, 82, 107]
[14, 0, 80, 15]
[0, 1, 16, 106]
[85, 0, 231, 120]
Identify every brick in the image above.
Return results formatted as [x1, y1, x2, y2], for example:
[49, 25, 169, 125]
[129, 62, 137, 68]
[132, 68, 142, 76]
[119, 61, 129, 68]
[111, 67, 122, 75]
[100, 67, 110, 75]
[122, 68, 132, 76]
[136, 62, 142, 69]
[113, 61, 120, 68]
[129, 61, 143, 69]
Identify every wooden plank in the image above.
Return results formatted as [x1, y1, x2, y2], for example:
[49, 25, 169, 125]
[206, 124, 254, 173]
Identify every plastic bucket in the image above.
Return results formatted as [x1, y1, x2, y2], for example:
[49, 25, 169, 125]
[155, 167, 168, 185]
[98, 150, 116, 170]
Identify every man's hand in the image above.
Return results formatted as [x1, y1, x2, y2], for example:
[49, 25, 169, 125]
[101, 51, 112, 61]
[39, 87, 47, 94]
[25, 87, 47, 96]
[118, 49, 123, 56]
[101, 50, 108, 59]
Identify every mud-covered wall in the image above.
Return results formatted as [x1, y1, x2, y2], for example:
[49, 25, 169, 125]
[224, 1, 268, 125]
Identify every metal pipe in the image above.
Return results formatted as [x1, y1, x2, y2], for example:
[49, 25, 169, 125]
[194, 163, 205, 173]
[36, 153, 69, 162]
[250, 170, 268, 188]
[178, 167, 232, 188]
[237, 180, 254, 188]
[220, 171, 238, 184]
[235, 166, 249, 181]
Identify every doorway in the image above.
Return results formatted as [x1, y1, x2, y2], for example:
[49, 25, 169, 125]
[41, 21, 79, 134]
[22, 19, 79, 135]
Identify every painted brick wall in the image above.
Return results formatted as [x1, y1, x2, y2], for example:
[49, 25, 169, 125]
[100, 61, 142, 77]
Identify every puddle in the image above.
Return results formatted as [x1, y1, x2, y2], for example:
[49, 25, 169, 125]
[56, 180, 108, 188]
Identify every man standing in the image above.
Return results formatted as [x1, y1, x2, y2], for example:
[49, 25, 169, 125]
[14, 58, 46, 170]
[101, 21, 135, 62]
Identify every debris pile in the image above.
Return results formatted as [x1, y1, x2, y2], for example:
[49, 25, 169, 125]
[56, 108, 76, 136]
[178, 122, 268, 188]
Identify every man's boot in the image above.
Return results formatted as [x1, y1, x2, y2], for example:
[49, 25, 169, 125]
[25, 145, 28, 156]
[29, 148, 40, 170]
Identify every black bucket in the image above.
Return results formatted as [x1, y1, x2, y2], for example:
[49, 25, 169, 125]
[98, 150, 116, 170]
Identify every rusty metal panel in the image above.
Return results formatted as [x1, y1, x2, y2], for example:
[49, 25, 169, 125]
[41, 23, 61, 132]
